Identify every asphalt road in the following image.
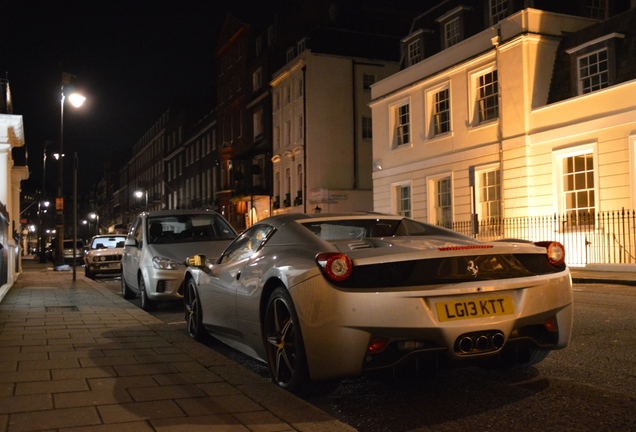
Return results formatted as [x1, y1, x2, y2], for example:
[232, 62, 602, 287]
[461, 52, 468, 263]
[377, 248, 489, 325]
[96, 276, 636, 431]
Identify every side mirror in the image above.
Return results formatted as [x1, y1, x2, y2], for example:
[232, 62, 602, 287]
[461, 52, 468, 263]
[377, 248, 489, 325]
[186, 254, 207, 268]
[124, 238, 136, 247]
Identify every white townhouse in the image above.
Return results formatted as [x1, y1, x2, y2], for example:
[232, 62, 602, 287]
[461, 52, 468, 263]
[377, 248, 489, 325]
[370, 3, 636, 266]
[0, 80, 28, 293]
[271, 34, 399, 215]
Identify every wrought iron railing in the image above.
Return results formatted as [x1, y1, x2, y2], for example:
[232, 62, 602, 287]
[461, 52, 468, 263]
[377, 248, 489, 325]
[446, 209, 636, 267]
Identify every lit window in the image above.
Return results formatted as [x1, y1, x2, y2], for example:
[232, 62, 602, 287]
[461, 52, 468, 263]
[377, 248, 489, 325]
[434, 177, 452, 228]
[394, 103, 410, 147]
[478, 169, 501, 220]
[477, 70, 498, 123]
[578, 49, 608, 94]
[433, 88, 451, 136]
[396, 184, 411, 218]
[444, 17, 461, 48]
[408, 40, 422, 66]
[563, 153, 595, 222]
[489, 0, 508, 25]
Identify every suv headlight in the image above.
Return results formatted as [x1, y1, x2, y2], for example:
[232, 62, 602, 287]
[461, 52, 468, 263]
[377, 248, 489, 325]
[152, 256, 181, 270]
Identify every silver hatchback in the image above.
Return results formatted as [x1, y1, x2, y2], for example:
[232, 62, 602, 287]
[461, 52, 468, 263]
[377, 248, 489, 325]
[121, 210, 237, 311]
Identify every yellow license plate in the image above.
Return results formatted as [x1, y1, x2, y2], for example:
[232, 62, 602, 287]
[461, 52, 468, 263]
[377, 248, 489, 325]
[436, 295, 514, 322]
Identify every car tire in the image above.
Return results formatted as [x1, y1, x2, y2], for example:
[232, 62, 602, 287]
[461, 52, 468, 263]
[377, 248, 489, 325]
[264, 287, 316, 395]
[121, 274, 135, 300]
[184, 278, 209, 342]
[84, 266, 93, 279]
[496, 345, 551, 369]
[139, 277, 158, 311]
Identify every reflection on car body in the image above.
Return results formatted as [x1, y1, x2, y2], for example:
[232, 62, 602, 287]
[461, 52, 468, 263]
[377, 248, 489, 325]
[183, 212, 573, 395]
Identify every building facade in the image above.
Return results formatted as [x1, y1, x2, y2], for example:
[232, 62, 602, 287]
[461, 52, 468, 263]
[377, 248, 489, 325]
[371, 1, 636, 265]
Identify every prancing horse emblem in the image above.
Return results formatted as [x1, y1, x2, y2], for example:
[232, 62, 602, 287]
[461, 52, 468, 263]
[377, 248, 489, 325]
[467, 260, 479, 277]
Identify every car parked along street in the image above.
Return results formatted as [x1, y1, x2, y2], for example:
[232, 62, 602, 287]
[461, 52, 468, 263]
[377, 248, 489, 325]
[84, 234, 126, 278]
[183, 212, 573, 395]
[121, 210, 237, 311]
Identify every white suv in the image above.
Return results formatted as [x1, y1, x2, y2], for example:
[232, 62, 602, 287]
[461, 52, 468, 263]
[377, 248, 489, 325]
[121, 210, 237, 311]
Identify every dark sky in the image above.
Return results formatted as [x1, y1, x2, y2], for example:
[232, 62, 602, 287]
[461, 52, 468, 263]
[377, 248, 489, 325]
[1, 0, 230, 196]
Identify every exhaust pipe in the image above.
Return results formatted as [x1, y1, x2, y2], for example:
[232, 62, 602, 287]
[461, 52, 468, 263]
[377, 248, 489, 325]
[491, 332, 505, 349]
[455, 331, 506, 354]
[458, 336, 473, 353]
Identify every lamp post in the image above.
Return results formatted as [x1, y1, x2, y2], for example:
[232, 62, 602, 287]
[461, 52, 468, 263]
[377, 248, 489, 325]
[54, 74, 85, 269]
[135, 190, 148, 212]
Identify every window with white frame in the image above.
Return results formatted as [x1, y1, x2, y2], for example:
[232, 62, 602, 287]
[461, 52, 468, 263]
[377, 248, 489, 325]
[489, 0, 509, 25]
[433, 87, 451, 136]
[286, 47, 295, 63]
[586, 0, 608, 19]
[284, 120, 291, 145]
[432, 177, 452, 228]
[252, 68, 262, 92]
[578, 49, 608, 94]
[475, 167, 501, 220]
[274, 126, 281, 149]
[394, 183, 412, 218]
[476, 69, 499, 123]
[407, 40, 422, 66]
[296, 115, 303, 140]
[393, 101, 410, 148]
[363, 74, 375, 91]
[362, 116, 372, 140]
[284, 85, 291, 105]
[563, 152, 596, 222]
[444, 17, 461, 48]
[297, 38, 307, 54]
[296, 77, 303, 98]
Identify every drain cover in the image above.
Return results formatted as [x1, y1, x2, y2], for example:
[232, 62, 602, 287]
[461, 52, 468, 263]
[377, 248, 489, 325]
[45, 306, 79, 312]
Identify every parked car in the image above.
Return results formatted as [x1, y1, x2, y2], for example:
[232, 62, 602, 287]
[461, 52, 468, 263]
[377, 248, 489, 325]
[121, 210, 237, 311]
[48, 239, 85, 264]
[84, 234, 127, 279]
[183, 213, 573, 395]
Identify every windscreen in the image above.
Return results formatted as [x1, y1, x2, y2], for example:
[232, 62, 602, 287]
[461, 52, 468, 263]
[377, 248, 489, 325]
[91, 236, 126, 249]
[147, 214, 236, 244]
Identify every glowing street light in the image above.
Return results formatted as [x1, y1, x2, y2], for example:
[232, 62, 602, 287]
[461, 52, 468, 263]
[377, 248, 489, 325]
[135, 189, 148, 212]
[54, 73, 85, 270]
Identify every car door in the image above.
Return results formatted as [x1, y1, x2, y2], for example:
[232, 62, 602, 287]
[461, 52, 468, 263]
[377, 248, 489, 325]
[123, 217, 143, 291]
[198, 225, 273, 339]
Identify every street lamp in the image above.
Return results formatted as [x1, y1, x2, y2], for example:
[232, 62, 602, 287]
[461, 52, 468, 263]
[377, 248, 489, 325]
[38, 200, 50, 263]
[135, 189, 148, 212]
[89, 212, 100, 236]
[54, 73, 85, 270]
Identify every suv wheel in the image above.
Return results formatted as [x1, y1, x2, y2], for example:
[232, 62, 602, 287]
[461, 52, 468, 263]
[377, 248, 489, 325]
[139, 277, 158, 311]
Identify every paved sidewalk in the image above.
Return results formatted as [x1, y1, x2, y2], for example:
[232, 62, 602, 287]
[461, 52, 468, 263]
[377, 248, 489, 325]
[0, 257, 354, 432]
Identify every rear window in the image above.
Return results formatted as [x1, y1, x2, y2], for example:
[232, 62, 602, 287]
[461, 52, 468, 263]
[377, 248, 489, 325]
[91, 237, 126, 249]
[299, 218, 469, 241]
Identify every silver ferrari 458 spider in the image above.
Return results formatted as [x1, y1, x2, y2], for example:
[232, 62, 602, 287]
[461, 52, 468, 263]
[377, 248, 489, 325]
[183, 213, 573, 394]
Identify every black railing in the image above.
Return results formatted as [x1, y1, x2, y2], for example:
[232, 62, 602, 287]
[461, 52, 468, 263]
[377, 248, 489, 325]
[446, 209, 636, 266]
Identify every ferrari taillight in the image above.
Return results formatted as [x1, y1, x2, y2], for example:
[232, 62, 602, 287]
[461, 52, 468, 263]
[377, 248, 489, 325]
[535, 241, 566, 266]
[316, 252, 353, 282]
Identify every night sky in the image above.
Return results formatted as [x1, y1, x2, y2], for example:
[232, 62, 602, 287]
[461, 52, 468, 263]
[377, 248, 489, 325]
[1, 0, 230, 196]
